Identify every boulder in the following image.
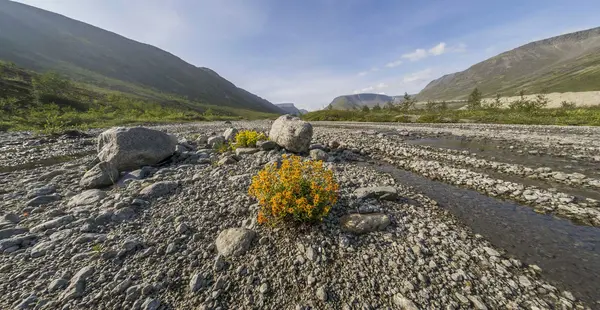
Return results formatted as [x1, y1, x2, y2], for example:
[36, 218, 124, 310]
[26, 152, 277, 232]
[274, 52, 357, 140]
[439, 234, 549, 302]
[223, 128, 238, 141]
[215, 228, 256, 257]
[97, 127, 177, 172]
[257, 140, 278, 151]
[268, 115, 313, 153]
[80, 162, 119, 189]
[340, 213, 390, 234]
[68, 190, 106, 207]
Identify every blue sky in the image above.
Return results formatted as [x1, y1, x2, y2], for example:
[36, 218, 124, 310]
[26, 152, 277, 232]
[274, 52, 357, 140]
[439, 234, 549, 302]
[15, 0, 600, 110]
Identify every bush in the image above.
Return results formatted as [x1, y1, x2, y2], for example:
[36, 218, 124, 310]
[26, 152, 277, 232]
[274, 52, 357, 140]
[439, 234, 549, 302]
[234, 130, 267, 148]
[248, 155, 339, 225]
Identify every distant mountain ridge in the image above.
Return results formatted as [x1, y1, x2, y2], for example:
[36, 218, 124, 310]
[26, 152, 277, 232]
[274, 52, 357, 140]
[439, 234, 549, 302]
[418, 27, 600, 100]
[0, 1, 282, 113]
[327, 93, 417, 110]
[274, 103, 308, 116]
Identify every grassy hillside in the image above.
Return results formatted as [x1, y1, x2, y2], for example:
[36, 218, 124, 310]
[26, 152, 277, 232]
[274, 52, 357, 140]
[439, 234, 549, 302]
[0, 1, 282, 114]
[328, 93, 395, 110]
[418, 27, 600, 100]
[0, 61, 277, 132]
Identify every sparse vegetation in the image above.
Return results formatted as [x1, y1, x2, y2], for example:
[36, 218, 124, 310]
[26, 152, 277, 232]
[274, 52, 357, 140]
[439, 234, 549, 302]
[233, 130, 267, 149]
[467, 88, 483, 110]
[248, 154, 339, 225]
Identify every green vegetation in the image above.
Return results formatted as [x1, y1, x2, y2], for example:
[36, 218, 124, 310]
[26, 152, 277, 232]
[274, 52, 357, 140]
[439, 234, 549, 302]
[0, 64, 277, 133]
[303, 92, 600, 126]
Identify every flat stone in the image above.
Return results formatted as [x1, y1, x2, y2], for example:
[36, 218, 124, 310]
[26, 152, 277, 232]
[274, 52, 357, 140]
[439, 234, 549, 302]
[354, 186, 398, 201]
[68, 190, 106, 207]
[215, 228, 256, 257]
[340, 213, 390, 234]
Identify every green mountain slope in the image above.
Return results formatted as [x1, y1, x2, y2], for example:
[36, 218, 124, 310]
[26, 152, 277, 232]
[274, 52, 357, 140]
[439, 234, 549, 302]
[0, 1, 282, 113]
[328, 93, 395, 110]
[418, 27, 600, 100]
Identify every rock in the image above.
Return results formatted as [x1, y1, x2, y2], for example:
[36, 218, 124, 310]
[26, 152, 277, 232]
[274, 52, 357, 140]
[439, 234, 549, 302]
[25, 194, 61, 207]
[97, 127, 177, 171]
[68, 189, 106, 207]
[60, 266, 94, 301]
[208, 136, 225, 148]
[483, 247, 500, 257]
[27, 184, 56, 198]
[0, 227, 28, 240]
[139, 181, 178, 198]
[14, 294, 37, 310]
[80, 162, 119, 189]
[235, 148, 259, 156]
[30, 240, 55, 258]
[309, 149, 329, 161]
[215, 228, 256, 257]
[223, 128, 238, 141]
[218, 156, 237, 165]
[468, 296, 488, 310]
[2, 213, 20, 224]
[316, 286, 328, 301]
[48, 278, 69, 292]
[30, 215, 75, 233]
[268, 115, 313, 153]
[257, 140, 278, 151]
[393, 293, 419, 310]
[141, 298, 160, 310]
[340, 213, 391, 234]
[38, 169, 70, 181]
[189, 272, 207, 293]
[354, 186, 398, 201]
[0, 235, 36, 251]
[196, 135, 209, 145]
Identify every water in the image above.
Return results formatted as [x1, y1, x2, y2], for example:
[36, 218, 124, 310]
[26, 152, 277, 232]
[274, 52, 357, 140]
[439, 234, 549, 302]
[368, 161, 600, 305]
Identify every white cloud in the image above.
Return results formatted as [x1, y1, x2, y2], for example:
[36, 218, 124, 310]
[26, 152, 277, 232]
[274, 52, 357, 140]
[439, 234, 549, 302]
[370, 67, 379, 72]
[385, 60, 403, 68]
[376, 82, 388, 89]
[357, 71, 369, 76]
[402, 48, 428, 61]
[428, 42, 446, 55]
[403, 68, 433, 83]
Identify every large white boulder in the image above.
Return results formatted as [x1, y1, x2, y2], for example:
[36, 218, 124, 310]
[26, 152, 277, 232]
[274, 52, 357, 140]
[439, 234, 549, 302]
[268, 115, 313, 153]
[97, 127, 177, 171]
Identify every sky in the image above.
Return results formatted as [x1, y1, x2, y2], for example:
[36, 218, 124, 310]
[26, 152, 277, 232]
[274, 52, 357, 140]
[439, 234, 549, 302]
[14, 0, 600, 110]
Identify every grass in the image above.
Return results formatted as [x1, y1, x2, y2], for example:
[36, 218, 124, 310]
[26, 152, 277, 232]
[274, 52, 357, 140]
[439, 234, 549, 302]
[303, 106, 600, 126]
[0, 64, 278, 133]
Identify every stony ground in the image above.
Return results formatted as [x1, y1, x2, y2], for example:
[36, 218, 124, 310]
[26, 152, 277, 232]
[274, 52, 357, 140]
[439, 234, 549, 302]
[0, 121, 598, 309]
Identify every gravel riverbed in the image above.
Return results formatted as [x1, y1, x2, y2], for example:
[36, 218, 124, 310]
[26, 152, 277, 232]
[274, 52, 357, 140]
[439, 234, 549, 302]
[0, 121, 598, 309]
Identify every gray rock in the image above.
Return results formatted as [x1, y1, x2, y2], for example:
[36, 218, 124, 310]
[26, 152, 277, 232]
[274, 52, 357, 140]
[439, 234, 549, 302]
[80, 162, 119, 189]
[393, 293, 419, 310]
[309, 149, 329, 161]
[48, 278, 69, 292]
[0, 227, 28, 240]
[14, 294, 37, 310]
[467, 296, 488, 310]
[141, 298, 160, 310]
[214, 255, 225, 271]
[60, 266, 94, 301]
[268, 115, 313, 153]
[97, 127, 177, 171]
[316, 286, 328, 301]
[68, 189, 106, 207]
[215, 228, 256, 257]
[218, 156, 237, 165]
[27, 184, 57, 198]
[25, 194, 61, 207]
[2, 213, 20, 224]
[354, 186, 398, 201]
[340, 213, 391, 234]
[0, 235, 36, 251]
[38, 169, 70, 181]
[483, 247, 500, 257]
[139, 181, 178, 198]
[235, 148, 259, 156]
[208, 136, 225, 148]
[223, 128, 238, 141]
[30, 240, 55, 258]
[190, 272, 207, 293]
[257, 140, 278, 151]
[30, 215, 74, 233]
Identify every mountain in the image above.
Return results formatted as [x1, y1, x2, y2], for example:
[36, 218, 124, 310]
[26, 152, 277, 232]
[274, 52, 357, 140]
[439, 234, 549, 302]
[298, 109, 309, 115]
[328, 93, 395, 110]
[418, 27, 600, 101]
[275, 103, 306, 116]
[0, 1, 282, 114]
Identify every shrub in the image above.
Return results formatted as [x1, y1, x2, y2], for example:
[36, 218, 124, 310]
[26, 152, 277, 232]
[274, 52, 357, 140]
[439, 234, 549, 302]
[467, 88, 483, 110]
[234, 130, 267, 148]
[560, 100, 576, 109]
[248, 154, 339, 225]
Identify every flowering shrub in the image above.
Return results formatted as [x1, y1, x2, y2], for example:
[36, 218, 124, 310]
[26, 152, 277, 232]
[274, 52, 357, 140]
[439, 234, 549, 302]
[234, 130, 267, 148]
[248, 154, 339, 224]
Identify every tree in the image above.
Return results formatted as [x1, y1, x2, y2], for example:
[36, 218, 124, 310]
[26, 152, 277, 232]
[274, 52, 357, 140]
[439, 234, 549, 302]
[401, 92, 415, 110]
[372, 104, 382, 111]
[467, 88, 482, 110]
[361, 105, 370, 112]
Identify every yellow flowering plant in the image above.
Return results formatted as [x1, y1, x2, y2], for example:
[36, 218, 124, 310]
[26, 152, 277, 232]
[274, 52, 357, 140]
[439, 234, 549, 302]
[234, 130, 267, 149]
[248, 154, 339, 225]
